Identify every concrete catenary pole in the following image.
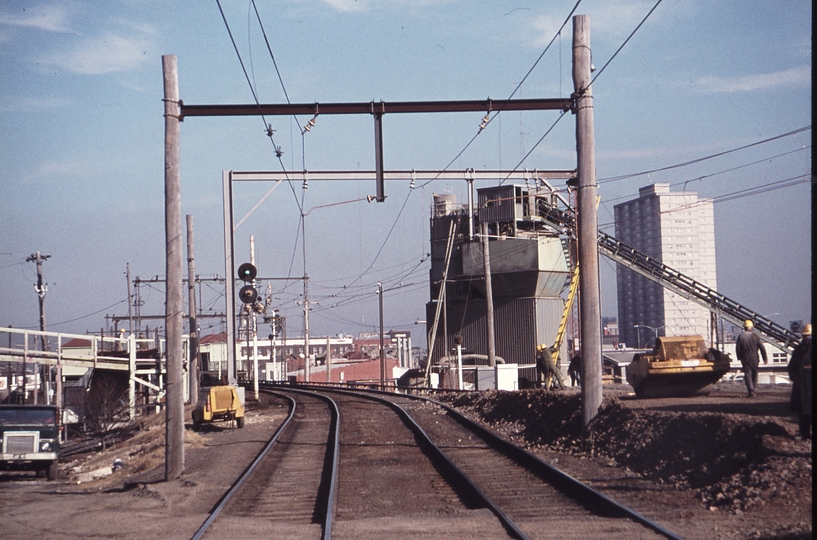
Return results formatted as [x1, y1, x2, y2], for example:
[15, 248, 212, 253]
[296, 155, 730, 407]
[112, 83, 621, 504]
[126, 263, 134, 335]
[186, 215, 199, 404]
[572, 16, 603, 427]
[326, 335, 332, 384]
[303, 276, 310, 383]
[163, 54, 184, 480]
[481, 222, 496, 366]
[250, 236, 259, 401]
[378, 281, 385, 390]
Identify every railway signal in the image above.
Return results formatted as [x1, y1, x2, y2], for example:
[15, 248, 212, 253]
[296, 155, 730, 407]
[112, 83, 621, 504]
[237, 262, 257, 282]
[238, 285, 259, 304]
[237, 262, 259, 305]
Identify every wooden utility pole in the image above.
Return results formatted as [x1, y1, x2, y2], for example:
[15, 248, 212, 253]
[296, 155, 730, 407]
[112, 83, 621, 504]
[26, 251, 51, 405]
[481, 222, 496, 366]
[186, 215, 199, 404]
[26, 251, 50, 353]
[163, 54, 184, 480]
[573, 15, 603, 427]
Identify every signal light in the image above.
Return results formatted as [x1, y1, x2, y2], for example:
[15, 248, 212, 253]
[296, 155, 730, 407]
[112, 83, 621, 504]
[239, 285, 258, 304]
[237, 263, 257, 283]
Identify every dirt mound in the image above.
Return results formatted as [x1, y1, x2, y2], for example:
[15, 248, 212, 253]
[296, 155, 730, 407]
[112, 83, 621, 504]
[435, 388, 812, 514]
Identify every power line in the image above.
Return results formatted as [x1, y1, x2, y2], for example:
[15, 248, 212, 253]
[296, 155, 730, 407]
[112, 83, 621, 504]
[48, 299, 129, 328]
[598, 125, 811, 184]
[582, 0, 665, 93]
[216, 0, 311, 305]
[416, 0, 583, 191]
[598, 173, 811, 229]
[498, 110, 569, 186]
[499, 0, 665, 183]
[520, 0, 666, 186]
[249, 0, 303, 133]
[601, 145, 811, 206]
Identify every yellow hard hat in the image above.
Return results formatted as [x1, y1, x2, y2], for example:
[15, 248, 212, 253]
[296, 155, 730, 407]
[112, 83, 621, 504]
[803, 323, 812, 336]
[744, 320, 754, 329]
[536, 343, 546, 351]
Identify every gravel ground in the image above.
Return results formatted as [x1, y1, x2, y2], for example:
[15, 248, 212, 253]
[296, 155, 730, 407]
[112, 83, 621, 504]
[0, 382, 810, 539]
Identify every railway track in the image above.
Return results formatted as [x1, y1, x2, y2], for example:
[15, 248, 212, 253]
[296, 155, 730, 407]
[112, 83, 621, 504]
[193, 390, 339, 539]
[193, 386, 683, 540]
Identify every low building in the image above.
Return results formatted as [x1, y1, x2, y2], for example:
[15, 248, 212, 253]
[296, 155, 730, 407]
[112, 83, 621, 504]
[198, 330, 413, 383]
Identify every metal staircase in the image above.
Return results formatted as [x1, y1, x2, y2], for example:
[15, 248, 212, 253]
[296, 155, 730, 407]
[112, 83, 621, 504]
[538, 202, 800, 351]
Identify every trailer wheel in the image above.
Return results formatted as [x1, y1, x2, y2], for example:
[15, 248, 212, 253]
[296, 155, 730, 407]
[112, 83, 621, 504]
[46, 460, 58, 481]
[193, 418, 202, 432]
[236, 416, 245, 429]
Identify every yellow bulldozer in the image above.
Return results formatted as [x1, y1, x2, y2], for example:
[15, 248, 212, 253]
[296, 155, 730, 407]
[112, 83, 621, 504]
[626, 335, 732, 398]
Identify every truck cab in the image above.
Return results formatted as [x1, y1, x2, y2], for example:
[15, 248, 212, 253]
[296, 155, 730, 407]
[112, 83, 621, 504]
[0, 405, 60, 480]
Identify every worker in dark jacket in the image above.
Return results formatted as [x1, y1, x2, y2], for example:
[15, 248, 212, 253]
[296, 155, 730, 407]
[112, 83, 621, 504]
[568, 353, 581, 386]
[787, 323, 812, 439]
[735, 319, 768, 398]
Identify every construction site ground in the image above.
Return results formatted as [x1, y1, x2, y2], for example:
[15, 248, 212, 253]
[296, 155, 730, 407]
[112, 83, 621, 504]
[0, 381, 810, 540]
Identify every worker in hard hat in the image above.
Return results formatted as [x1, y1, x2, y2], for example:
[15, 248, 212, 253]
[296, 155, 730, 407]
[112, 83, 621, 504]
[536, 344, 564, 390]
[735, 319, 768, 398]
[787, 323, 812, 439]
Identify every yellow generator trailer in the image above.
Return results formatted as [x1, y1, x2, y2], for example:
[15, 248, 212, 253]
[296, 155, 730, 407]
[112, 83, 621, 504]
[626, 336, 731, 398]
[192, 385, 245, 430]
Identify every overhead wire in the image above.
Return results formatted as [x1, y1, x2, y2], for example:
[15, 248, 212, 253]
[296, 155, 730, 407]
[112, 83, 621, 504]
[415, 0, 583, 192]
[598, 125, 811, 184]
[229, 1, 587, 323]
[314, 275, 424, 311]
[246, 0, 423, 306]
[602, 145, 811, 206]
[48, 299, 129, 328]
[218, 0, 666, 334]
[217, 0, 315, 304]
[581, 0, 664, 94]
[250, 0, 302, 133]
[311, 254, 429, 297]
[598, 173, 811, 230]
[596, 131, 811, 229]
[500, 0, 665, 186]
[317, 1, 587, 321]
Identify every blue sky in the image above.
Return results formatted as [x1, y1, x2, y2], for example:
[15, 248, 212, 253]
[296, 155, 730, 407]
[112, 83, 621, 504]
[0, 0, 811, 344]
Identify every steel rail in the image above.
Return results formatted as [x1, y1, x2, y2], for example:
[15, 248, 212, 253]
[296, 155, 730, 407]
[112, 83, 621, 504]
[297, 384, 683, 540]
[304, 386, 531, 540]
[422, 393, 685, 540]
[191, 390, 340, 540]
[271, 387, 341, 540]
[190, 392, 297, 540]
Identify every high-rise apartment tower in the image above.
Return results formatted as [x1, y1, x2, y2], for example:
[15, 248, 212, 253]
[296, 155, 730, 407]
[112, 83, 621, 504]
[614, 183, 717, 348]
